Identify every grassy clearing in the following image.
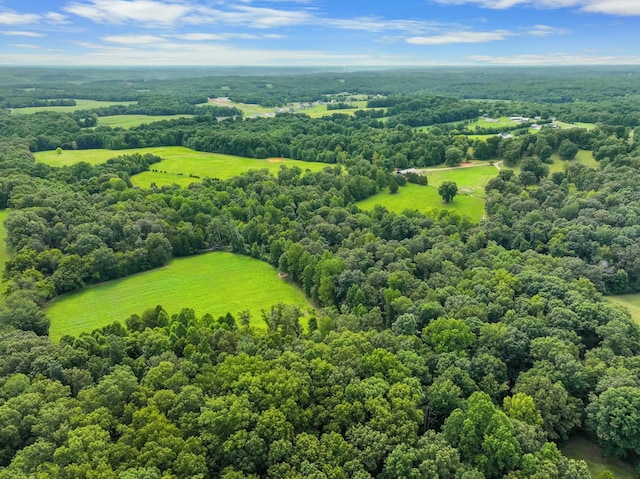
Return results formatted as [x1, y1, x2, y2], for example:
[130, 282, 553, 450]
[424, 164, 498, 197]
[555, 121, 597, 130]
[199, 100, 273, 117]
[98, 115, 193, 128]
[0, 209, 10, 288]
[11, 99, 137, 114]
[473, 116, 519, 130]
[561, 435, 636, 479]
[46, 252, 313, 342]
[607, 294, 640, 324]
[357, 183, 486, 222]
[301, 101, 385, 118]
[505, 149, 597, 174]
[35, 147, 329, 186]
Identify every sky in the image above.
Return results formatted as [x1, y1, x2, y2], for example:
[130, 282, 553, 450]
[0, 0, 639, 66]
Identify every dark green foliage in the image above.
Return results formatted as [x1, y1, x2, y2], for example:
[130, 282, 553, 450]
[3, 67, 640, 478]
[438, 181, 458, 203]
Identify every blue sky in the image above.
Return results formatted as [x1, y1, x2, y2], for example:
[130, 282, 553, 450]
[0, 0, 638, 66]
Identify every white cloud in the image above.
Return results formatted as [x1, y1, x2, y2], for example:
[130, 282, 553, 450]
[43, 12, 71, 25]
[172, 32, 284, 41]
[582, 0, 640, 15]
[1, 31, 45, 37]
[184, 5, 316, 28]
[468, 52, 640, 64]
[0, 11, 41, 25]
[65, 0, 192, 25]
[103, 34, 166, 44]
[407, 30, 512, 44]
[431, 0, 640, 15]
[9, 44, 41, 49]
[526, 25, 570, 36]
[327, 17, 448, 34]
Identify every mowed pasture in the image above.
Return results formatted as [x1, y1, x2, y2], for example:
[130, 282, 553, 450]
[98, 114, 194, 128]
[11, 99, 137, 114]
[607, 293, 640, 324]
[357, 183, 486, 222]
[561, 435, 636, 479]
[34, 146, 329, 186]
[46, 252, 313, 342]
[423, 164, 498, 197]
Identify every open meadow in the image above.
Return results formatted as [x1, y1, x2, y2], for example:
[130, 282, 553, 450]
[422, 164, 498, 196]
[505, 149, 598, 174]
[34, 146, 329, 186]
[357, 182, 486, 221]
[11, 99, 137, 114]
[607, 293, 640, 324]
[46, 251, 313, 342]
[300, 101, 386, 118]
[98, 114, 194, 128]
[200, 99, 273, 117]
[561, 435, 636, 479]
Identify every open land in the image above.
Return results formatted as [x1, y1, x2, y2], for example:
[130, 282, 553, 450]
[357, 182, 486, 221]
[34, 146, 329, 187]
[561, 435, 636, 479]
[98, 115, 194, 128]
[608, 293, 640, 324]
[46, 251, 312, 342]
[11, 99, 137, 114]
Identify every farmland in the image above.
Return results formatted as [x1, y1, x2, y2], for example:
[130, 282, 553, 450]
[11, 99, 137, 114]
[98, 114, 194, 128]
[357, 182, 486, 221]
[46, 252, 313, 342]
[34, 146, 329, 186]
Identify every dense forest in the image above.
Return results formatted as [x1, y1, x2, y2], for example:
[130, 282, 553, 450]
[2, 67, 640, 478]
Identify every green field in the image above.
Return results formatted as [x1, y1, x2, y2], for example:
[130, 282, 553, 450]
[34, 146, 329, 186]
[200, 100, 273, 117]
[0, 209, 10, 287]
[357, 182, 486, 221]
[11, 99, 137, 114]
[300, 101, 385, 118]
[98, 114, 193, 128]
[506, 149, 598, 174]
[561, 435, 636, 479]
[423, 164, 498, 196]
[555, 121, 597, 130]
[608, 293, 640, 324]
[46, 252, 313, 342]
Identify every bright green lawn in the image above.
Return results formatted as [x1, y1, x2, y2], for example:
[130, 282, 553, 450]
[46, 252, 313, 342]
[11, 99, 137, 114]
[561, 435, 636, 479]
[608, 293, 640, 324]
[34, 146, 328, 187]
[357, 183, 486, 222]
[0, 209, 10, 287]
[472, 116, 519, 130]
[98, 115, 193, 128]
[424, 165, 498, 197]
